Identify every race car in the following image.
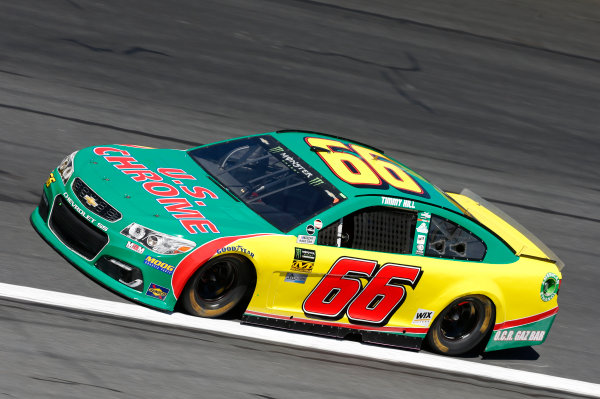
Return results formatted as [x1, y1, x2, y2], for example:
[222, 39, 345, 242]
[31, 130, 563, 355]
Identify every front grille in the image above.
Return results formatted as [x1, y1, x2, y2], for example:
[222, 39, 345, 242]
[49, 196, 108, 259]
[72, 177, 121, 222]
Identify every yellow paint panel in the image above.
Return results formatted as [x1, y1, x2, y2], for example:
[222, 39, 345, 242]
[229, 233, 560, 331]
[447, 193, 549, 260]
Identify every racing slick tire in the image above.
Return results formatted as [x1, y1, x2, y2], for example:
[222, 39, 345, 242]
[182, 255, 256, 318]
[427, 295, 495, 356]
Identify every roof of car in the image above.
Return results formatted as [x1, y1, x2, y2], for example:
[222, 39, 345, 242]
[271, 130, 464, 214]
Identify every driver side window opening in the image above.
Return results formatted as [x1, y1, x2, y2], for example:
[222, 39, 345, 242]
[317, 206, 416, 255]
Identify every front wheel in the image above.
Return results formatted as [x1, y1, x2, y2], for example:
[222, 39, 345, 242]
[182, 255, 255, 318]
[427, 295, 495, 356]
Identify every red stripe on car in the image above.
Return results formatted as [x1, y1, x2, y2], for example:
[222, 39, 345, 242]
[171, 233, 272, 298]
[493, 307, 558, 331]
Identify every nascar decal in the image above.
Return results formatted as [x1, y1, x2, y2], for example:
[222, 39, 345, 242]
[291, 247, 316, 272]
[303, 257, 422, 326]
[93, 147, 219, 234]
[305, 137, 427, 196]
[146, 283, 169, 300]
[171, 233, 276, 298]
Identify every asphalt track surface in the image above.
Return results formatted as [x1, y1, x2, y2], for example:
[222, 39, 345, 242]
[1, 0, 599, 398]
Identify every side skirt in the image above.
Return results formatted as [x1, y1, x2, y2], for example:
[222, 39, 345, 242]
[242, 313, 424, 350]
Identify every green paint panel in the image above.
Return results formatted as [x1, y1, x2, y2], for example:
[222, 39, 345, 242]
[484, 315, 556, 352]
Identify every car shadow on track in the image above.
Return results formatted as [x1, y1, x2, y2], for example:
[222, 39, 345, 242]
[419, 341, 540, 361]
[480, 346, 540, 361]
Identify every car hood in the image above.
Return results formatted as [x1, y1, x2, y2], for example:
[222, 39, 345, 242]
[71, 145, 279, 239]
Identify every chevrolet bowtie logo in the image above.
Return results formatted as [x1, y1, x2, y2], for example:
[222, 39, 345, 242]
[84, 195, 98, 207]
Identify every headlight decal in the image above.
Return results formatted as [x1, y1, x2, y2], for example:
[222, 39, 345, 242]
[121, 223, 195, 255]
[57, 151, 77, 184]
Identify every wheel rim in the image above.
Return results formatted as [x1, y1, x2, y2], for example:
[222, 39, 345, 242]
[196, 260, 237, 302]
[439, 300, 481, 341]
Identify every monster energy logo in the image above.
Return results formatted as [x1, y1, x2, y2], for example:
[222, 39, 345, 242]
[309, 177, 324, 186]
[294, 247, 316, 261]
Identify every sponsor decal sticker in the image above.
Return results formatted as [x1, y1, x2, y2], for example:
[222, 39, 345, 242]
[144, 255, 175, 275]
[215, 245, 254, 258]
[126, 241, 144, 254]
[381, 197, 416, 209]
[306, 225, 315, 235]
[93, 147, 219, 234]
[540, 272, 559, 302]
[493, 329, 545, 342]
[45, 172, 56, 187]
[412, 308, 435, 326]
[284, 272, 308, 284]
[294, 247, 316, 262]
[291, 247, 316, 272]
[297, 235, 316, 244]
[146, 283, 169, 300]
[314, 219, 323, 230]
[416, 223, 428, 234]
[291, 260, 314, 272]
[268, 146, 314, 179]
[413, 211, 431, 255]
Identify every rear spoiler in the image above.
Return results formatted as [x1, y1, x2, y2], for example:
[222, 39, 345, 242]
[448, 189, 565, 270]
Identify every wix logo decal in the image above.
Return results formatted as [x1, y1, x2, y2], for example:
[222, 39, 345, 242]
[412, 308, 435, 326]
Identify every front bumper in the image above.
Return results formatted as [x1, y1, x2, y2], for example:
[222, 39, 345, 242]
[31, 178, 179, 312]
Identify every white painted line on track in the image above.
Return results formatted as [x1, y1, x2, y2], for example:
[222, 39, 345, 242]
[1, 282, 598, 398]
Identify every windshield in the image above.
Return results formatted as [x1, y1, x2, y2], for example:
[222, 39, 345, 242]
[188, 135, 345, 231]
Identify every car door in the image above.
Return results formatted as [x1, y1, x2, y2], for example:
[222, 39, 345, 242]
[268, 201, 430, 331]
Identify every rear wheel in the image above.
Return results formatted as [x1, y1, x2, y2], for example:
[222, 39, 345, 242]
[427, 295, 495, 355]
[182, 255, 255, 318]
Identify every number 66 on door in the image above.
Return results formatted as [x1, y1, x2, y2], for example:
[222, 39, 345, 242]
[302, 257, 422, 326]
